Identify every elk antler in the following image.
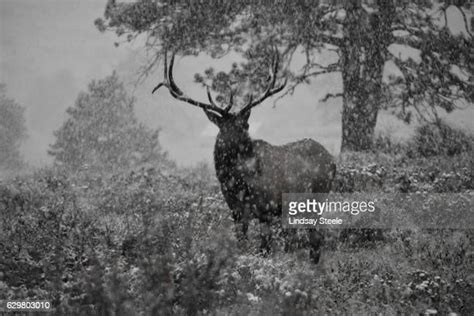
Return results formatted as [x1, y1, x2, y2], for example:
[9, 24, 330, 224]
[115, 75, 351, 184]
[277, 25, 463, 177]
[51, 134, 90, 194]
[239, 48, 288, 114]
[152, 52, 227, 117]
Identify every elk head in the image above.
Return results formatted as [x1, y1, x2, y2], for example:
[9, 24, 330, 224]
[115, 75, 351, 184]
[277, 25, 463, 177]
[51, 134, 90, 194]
[152, 49, 335, 264]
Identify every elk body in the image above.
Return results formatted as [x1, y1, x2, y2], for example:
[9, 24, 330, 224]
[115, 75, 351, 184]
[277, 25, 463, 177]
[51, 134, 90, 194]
[153, 51, 336, 263]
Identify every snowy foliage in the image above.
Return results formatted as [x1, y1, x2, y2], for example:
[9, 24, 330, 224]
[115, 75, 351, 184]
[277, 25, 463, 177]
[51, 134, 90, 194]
[1, 142, 472, 314]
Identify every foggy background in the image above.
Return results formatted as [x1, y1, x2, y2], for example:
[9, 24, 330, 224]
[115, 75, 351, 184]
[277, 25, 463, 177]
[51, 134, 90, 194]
[1, 0, 473, 167]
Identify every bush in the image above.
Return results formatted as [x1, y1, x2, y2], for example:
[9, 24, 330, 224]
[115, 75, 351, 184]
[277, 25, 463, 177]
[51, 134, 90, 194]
[408, 121, 473, 158]
[0, 166, 238, 314]
[0, 150, 472, 315]
[372, 133, 407, 156]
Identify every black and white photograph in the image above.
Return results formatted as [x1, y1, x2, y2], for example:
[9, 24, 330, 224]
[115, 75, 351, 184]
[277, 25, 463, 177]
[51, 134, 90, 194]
[1, 0, 473, 314]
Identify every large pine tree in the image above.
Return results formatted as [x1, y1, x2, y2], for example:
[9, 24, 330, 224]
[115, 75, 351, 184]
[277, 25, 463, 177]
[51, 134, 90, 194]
[96, 0, 473, 151]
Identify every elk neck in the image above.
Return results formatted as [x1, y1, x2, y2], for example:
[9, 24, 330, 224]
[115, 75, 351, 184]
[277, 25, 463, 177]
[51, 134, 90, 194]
[213, 127, 254, 181]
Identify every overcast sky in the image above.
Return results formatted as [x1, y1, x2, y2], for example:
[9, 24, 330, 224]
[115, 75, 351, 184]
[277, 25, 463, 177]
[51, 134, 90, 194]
[1, 1, 472, 167]
[1, 0, 132, 165]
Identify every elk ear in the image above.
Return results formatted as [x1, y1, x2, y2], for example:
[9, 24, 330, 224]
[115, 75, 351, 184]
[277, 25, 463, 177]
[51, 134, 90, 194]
[240, 109, 251, 122]
[203, 109, 222, 127]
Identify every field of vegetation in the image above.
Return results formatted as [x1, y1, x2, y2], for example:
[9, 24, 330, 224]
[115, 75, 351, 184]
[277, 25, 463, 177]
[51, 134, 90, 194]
[1, 125, 473, 315]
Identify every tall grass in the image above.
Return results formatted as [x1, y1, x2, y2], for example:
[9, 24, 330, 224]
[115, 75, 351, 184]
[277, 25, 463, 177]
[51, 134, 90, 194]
[1, 146, 473, 314]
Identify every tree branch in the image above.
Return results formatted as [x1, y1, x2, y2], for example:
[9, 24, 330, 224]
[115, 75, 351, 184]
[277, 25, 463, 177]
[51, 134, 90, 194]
[317, 33, 343, 47]
[455, 5, 473, 38]
[297, 69, 339, 81]
[319, 92, 343, 102]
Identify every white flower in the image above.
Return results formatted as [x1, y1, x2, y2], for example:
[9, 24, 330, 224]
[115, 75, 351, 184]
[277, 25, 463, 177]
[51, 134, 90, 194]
[246, 293, 260, 303]
[425, 309, 437, 315]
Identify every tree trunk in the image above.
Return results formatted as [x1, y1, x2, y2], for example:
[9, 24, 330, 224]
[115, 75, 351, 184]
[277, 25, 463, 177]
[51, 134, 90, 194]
[341, 95, 378, 151]
[340, 1, 394, 152]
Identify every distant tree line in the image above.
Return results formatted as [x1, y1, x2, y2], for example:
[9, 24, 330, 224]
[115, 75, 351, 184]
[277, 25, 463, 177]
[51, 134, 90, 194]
[0, 84, 27, 172]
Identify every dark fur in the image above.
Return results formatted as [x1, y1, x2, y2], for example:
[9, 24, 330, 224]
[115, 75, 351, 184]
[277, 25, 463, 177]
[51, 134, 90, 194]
[213, 116, 336, 263]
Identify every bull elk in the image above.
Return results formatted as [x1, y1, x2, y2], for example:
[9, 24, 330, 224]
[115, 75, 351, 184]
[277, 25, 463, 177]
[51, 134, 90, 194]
[152, 50, 336, 263]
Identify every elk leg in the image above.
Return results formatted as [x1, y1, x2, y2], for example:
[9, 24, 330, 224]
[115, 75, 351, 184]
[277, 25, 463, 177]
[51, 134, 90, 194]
[308, 229, 324, 264]
[282, 228, 297, 252]
[232, 208, 249, 242]
[259, 221, 272, 255]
